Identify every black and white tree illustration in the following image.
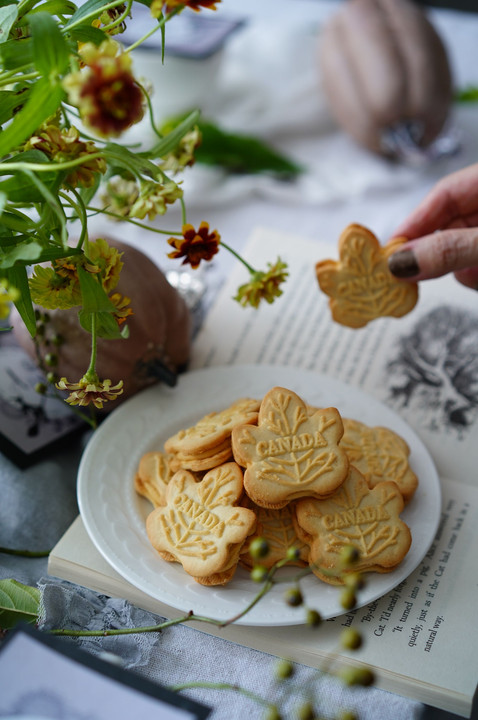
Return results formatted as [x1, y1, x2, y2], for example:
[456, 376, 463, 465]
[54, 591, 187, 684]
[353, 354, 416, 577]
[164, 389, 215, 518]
[385, 306, 478, 436]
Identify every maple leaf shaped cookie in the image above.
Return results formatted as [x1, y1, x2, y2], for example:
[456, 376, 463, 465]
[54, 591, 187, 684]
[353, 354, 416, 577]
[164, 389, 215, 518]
[341, 418, 418, 504]
[164, 398, 260, 456]
[294, 466, 412, 585]
[316, 224, 418, 328]
[232, 387, 349, 509]
[146, 462, 256, 585]
[134, 451, 178, 507]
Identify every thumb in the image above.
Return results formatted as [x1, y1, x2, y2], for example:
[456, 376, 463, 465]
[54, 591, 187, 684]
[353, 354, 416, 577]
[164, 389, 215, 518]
[388, 228, 478, 285]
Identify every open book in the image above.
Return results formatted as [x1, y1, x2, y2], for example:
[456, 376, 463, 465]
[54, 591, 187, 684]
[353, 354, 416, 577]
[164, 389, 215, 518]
[49, 226, 478, 718]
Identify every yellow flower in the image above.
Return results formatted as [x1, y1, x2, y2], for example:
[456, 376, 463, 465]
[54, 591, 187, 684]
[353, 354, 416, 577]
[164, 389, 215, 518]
[160, 126, 201, 174]
[234, 258, 289, 309]
[109, 292, 133, 325]
[92, 4, 129, 35]
[0, 280, 19, 319]
[86, 237, 124, 293]
[129, 180, 183, 220]
[56, 375, 124, 409]
[25, 125, 106, 188]
[64, 40, 144, 137]
[101, 176, 140, 219]
[29, 266, 81, 310]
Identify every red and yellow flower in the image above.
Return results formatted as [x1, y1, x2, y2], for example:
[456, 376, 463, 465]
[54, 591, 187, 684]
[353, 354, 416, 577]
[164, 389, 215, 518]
[167, 221, 220, 269]
[64, 40, 144, 137]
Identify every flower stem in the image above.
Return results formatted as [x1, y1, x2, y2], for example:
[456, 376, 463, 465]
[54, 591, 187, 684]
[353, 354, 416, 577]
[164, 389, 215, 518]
[170, 681, 274, 710]
[59, 189, 88, 250]
[220, 240, 256, 274]
[84, 312, 98, 381]
[125, 7, 182, 54]
[0, 154, 106, 175]
[0, 546, 50, 558]
[86, 205, 181, 235]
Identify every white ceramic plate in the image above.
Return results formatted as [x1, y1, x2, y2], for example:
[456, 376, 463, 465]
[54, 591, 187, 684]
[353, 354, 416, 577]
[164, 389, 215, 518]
[78, 364, 441, 626]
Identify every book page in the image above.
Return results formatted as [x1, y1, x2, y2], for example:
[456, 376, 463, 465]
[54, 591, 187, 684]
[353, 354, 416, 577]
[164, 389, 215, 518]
[192, 226, 478, 483]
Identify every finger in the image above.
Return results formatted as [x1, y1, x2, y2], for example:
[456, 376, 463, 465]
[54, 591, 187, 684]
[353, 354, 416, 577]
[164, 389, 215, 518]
[393, 163, 478, 239]
[388, 227, 478, 281]
[454, 266, 478, 290]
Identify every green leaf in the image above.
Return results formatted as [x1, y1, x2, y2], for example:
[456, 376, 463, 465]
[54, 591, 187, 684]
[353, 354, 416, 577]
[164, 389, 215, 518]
[0, 239, 43, 267]
[146, 109, 201, 159]
[160, 114, 303, 176]
[105, 142, 163, 180]
[0, 90, 26, 125]
[0, 4, 17, 44]
[0, 209, 37, 232]
[30, 0, 77, 16]
[30, 12, 70, 76]
[79, 308, 124, 339]
[77, 267, 125, 339]
[0, 36, 33, 71]
[0, 191, 6, 216]
[0, 151, 62, 202]
[0, 77, 65, 157]
[68, 23, 106, 45]
[0, 579, 40, 629]
[455, 85, 478, 103]
[195, 120, 303, 176]
[77, 265, 116, 313]
[7, 264, 36, 336]
[64, 0, 109, 29]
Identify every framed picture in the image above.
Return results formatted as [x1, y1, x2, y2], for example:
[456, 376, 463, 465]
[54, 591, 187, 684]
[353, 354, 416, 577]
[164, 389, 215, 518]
[0, 624, 211, 720]
[0, 330, 87, 468]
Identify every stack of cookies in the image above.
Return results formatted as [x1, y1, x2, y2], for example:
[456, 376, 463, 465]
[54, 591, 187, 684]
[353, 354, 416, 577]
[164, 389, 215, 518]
[136, 386, 415, 587]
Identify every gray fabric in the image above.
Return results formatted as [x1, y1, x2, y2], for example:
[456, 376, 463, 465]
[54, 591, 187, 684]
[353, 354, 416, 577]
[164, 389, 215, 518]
[36, 578, 424, 720]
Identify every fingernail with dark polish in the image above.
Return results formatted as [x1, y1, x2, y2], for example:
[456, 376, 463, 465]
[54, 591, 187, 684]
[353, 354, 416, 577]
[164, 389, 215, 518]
[388, 249, 420, 278]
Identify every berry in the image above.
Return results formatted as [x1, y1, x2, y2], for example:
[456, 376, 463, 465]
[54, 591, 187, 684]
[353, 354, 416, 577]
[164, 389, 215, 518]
[286, 546, 301, 562]
[275, 658, 294, 679]
[249, 537, 270, 560]
[339, 666, 374, 687]
[264, 706, 282, 720]
[340, 587, 357, 611]
[251, 565, 268, 583]
[343, 572, 365, 592]
[336, 710, 358, 720]
[284, 587, 303, 607]
[340, 628, 362, 650]
[296, 701, 315, 720]
[44, 352, 58, 367]
[340, 545, 360, 568]
[306, 609, 322, 627]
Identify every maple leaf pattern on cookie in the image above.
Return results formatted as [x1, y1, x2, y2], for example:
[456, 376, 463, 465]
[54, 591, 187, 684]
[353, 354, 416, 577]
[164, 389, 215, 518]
[295, 466, 411, 585]
[316, 224, 418, 328]
[146, 462, 256, 585]
[240, 497, 309, 569]
[341, 418, 418, 504]
[232, 387, 349, 509]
